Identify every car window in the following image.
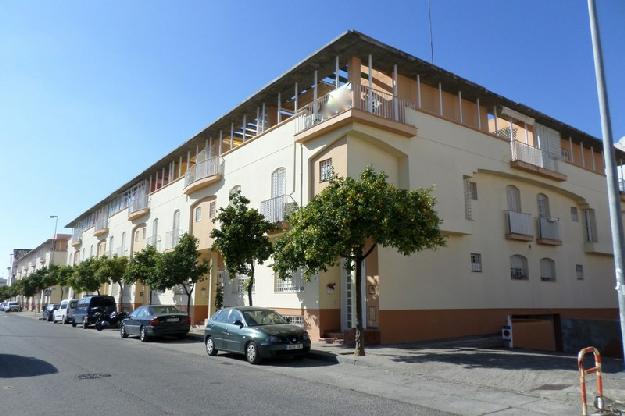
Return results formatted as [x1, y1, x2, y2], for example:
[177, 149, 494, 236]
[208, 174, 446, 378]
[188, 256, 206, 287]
[60, 304, 67, 310]
[227, 309, 243, 324]
[149, 306, 182, 314]
[130, 307, 143, 319]
[211, 310, 225, 322]
[69, 300, 78, 308]
[242, 309, 289, 326]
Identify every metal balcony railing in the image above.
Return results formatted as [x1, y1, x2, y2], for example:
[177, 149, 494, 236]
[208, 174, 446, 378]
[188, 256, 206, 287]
[260, 195, 297, 223]
[164, 230, 182, 250]
[129, 193, 148, 213]
[538, 216, 560, 241]
[95, 215, 108, 231]
[510, 141, 559, 172]
[295, 84, 416, 134]
[184, 156, 224, 187]
[504, 211, 533, 237]
[72, 229, 82, 242]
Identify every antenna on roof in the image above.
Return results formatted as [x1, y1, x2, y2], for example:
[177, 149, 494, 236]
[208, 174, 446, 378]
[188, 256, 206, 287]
[427, 0, 434, 64]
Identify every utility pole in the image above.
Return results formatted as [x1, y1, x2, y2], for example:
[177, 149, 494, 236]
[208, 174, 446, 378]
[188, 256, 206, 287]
[587, 0, 625, 367]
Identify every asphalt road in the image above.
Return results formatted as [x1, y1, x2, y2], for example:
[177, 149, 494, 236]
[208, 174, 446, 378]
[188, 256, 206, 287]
[0, 313, 450, 416]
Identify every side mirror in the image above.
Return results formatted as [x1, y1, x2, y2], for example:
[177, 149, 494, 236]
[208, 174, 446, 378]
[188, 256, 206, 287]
[234, 319, 244, 328]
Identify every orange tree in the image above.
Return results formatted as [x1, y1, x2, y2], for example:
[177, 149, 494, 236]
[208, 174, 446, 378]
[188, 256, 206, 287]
[272, 168, 445, 356]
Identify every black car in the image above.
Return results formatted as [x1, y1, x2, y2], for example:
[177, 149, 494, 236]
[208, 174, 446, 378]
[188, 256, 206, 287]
[40, 304, 49, 319]
[71, 296, 116, 328]
[120, 305, 190, 342]
[204, 307, 310, 364]
[43, 304, 59, 321]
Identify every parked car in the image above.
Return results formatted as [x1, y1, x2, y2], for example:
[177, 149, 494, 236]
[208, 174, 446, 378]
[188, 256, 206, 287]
[5, 302, 22, 312]
[43, 304, 59, 321]
[53, 299, 76, 324]
[66, 299, 79, 323]
[72, 296, 116, 328]
[120, 305, 190, 342]
[204, 307, 310, 364]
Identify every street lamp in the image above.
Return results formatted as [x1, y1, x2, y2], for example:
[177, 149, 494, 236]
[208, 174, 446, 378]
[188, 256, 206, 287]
[49, 215, 58, 240]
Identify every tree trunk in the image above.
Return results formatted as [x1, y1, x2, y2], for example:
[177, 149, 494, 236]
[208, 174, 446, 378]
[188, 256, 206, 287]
[149, 286, 153, 305]
[247, 263, 254, 306]
[184, 284, 194, 320]
[354, 254, 365, 356]
[118, 282, 124, 312]
[96, 289, 100, 295]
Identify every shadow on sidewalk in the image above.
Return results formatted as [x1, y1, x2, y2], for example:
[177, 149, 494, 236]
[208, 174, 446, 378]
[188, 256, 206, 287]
[385, 348, 622, 374]
[0, 354, 58, 378]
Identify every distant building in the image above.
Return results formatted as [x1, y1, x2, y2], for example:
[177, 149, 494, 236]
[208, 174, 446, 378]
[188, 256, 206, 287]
[0, 278, 7, 287]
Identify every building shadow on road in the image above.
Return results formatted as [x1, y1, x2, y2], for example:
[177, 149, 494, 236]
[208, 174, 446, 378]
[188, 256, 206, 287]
[385, 348, 622, 374]
[0, 354, 58, 378]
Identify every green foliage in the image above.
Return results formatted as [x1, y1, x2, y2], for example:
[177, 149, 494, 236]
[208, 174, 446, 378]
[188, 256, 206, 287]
[96, 255, 129, 305]
[125, 245, 161, 302]
[211, 190, 273, 306]
[215, 281, 223, 310]
[272, 168, 445, 355]
[72, 258, 104, 294]
[155, 233, 209, 314]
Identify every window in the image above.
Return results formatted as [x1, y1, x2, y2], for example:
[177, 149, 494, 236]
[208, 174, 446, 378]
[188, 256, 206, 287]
[121, 232, 126, 255]
[470, 253, 482, 272]
[506, 185, 522, 213]
[540, 258, 556, 281]
[152, 218, 159, 243]
[570, 207, 579, 222]
[195, 207, 202, 222]
[319, 158, 333, 182]
[142, 227, 146, 239]
[109, 236, 114, 257]
[135, 229, 140, 242]
[576, 264, 584, 280]
[510, 255, 528, 280]
[274, 270, 304, 293]
[271, 167, 287, 197]
[537, 193, 550, 218]
[464, 177, 477, 220]
[561, 148, 571, 162]
[283, 315, 304, 327]
[209, 201, 216, 218]
[172, 210, 180, 235]
[583, 209, 598, 242]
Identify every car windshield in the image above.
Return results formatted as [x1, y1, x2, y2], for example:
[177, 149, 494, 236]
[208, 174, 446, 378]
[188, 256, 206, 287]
[149, 306, 182, 314]
[242, 310, 289, 326]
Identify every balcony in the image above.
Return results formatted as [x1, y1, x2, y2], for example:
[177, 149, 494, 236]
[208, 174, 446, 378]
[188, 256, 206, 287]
[72, 229, 82, 247]
[260, 195, 297, 228]
[94, 216, 109, 237]
[294, 84, 417, 139]
[128, 194, 149, 221]
[164, 230, 182, 251]
[146, 235, 161, 251]
[510, 141, 566, 181]
[504, 211, 533, 241]
[184, 156, 224, 195]
[537, 216, 561, 245]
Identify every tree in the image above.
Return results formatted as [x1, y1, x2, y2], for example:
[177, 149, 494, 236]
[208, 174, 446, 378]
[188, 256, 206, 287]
[54, 265, 75, 299]
[125, 245, 161, 304]
[273, 168, 445, 356]
[211, 190, 273, 306]
[155, 234, 209, 316]
[72, 258, 104, 295]
[96, 256, 129, 308]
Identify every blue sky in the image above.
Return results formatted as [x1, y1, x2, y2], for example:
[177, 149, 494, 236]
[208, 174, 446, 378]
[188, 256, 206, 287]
[1, 1, 623, 276]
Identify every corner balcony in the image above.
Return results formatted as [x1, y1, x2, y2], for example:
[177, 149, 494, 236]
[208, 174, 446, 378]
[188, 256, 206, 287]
[128, 195, 149, 221]
[504, 210, 533, 241]
[510, 141, 566, 182]
[184, 156, 224, 195]
[260, 195, 297, 231]
[537, 216, 561, 245]
[294, 84, 417, 142]
[94, 217, 109, 238]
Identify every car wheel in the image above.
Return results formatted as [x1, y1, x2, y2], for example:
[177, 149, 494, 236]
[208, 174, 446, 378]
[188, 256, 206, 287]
[139, 326, 149, 342]
[71, 321, 77, 328]
[246, 341, 262, 364]
[120, 324, 128, 339]
[205, 337, 218, 356]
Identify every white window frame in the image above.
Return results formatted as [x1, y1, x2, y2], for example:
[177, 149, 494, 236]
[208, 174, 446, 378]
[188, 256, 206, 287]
[576, 264, 584, 280]
[319, 158, 333, 182]
[274, 269, 304, 293]
[470, 253, 482, 272]
[510, 255, 528, 280]
[540, 258, 556, 281]
[195, 206, 202, 222]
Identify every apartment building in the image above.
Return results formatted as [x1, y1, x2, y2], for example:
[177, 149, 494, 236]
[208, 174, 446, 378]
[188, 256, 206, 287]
[13, 236, 70, 310]
[65, 31, 624, 344]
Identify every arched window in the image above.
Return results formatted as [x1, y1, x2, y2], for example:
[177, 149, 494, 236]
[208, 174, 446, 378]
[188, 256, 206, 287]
[506, 185, 521, 213]
[271, 167, 286, 198]
[540, 258, 556, 281]
[510, 255, 528, 280]
[121, 232, 126, 255]
[109, 236, 114, 257]
[195, 206, 202, 222]
[537, 193, 550, 218]
[152, 218, 159, 247]
[172, 210, 180, 246]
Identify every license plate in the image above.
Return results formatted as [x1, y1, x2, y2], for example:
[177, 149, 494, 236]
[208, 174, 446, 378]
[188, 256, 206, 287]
[166, 318, 179, 322]
[285, 344, 303, 350]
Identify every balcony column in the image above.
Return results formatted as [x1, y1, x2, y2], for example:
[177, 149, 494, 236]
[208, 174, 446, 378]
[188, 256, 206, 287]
[438, 82, 443, 116]
[590, 146, 596, 171]
[230, 122, 234, 148]
[294, 82, 298, 112]
[148, 175, 152, 193]
[161, 167, 166, 187]
[348, 56, 362, 110]
[178, 156, 182, 177]
[569, 137, 574, 163]
[218, 130, 223, 156]
[261, 103, 266, 132]
[186, 150, 191, 176]
[458, 90, 463, 124]
[208, 138, 212, 160]
[509, 119, 514, 142]
[335, 56, 340, 88]
[524, 122, 529, 145]
[476, 98, 481, 130]
[242, 114, 247, 142]
[493, 106, 498, 132]
[581, 143, 585, 168]
[277, 93, 281, 124]
[367, 54, 373, 112]
[392, 64, 399, 121]
[313, 69, 318, 118]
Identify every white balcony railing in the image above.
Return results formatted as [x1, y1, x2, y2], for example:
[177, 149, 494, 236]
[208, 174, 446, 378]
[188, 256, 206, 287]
[538, 216, 560, 241]
[505, 211, 533, 237]
[185, 156, 224, 187]
[510, 141, 559, 172]
[129, 193, 148, 214]
[72, 228, 82, 242]
[164, 230, 182, 250]
[260, 195, 296, 224]
[95, 215, 108, 231]
[295, 84, 416, 134]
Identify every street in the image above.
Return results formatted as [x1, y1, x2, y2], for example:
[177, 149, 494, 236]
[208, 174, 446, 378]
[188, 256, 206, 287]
[0, 313, 449, 416]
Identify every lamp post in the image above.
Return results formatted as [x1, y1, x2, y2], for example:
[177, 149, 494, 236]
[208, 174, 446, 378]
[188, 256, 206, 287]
[50, 215, 58, 241]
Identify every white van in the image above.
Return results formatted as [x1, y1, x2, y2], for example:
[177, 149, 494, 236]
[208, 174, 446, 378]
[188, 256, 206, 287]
[54, 299, 77, 324]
